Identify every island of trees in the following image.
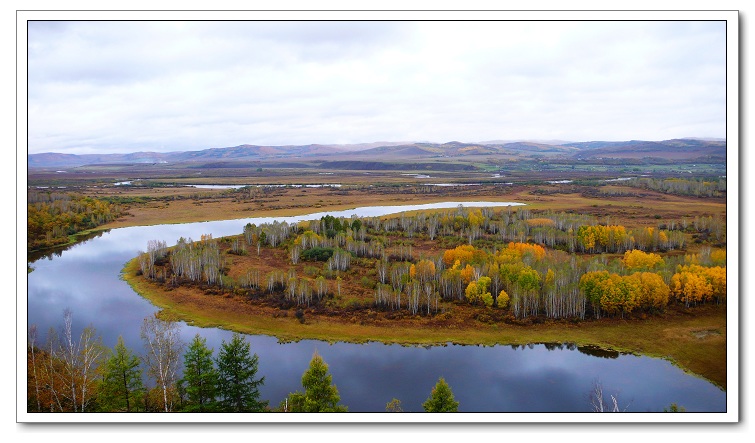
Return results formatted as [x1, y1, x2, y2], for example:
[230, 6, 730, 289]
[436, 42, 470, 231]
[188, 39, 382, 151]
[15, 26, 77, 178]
[130, 205, 726, 328]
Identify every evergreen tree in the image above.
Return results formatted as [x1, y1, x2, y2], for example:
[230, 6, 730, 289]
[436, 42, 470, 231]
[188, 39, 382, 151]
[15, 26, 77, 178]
[287, 351, 347, 412]
[216, 333, 267, 412]
[181, 334, 218, 412]
[98, 336, 144, 412]
[422, 377, 459, 412]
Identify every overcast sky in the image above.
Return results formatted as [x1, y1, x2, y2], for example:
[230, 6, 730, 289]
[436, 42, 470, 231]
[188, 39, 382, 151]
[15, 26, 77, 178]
[26, 20, 727, 155]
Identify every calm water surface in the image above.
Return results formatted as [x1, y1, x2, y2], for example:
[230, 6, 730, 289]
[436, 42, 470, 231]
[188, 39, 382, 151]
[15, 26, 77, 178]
[25, 202, 725, 413]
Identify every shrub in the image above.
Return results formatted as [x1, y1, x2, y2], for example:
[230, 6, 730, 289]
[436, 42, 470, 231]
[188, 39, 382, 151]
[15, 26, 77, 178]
[301, 247, 335, 262]
[360, 276, 376, 289]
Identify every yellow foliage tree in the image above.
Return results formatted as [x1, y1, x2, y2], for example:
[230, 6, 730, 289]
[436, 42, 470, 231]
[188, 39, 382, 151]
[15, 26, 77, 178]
[710, 249, 726, 266]
[442, 244, 486, 266]
[597, 274, 639, 317]
[703, 266, 726, 303]
[494, 242, 546, 265]
[579, 270, 611, 314]
[507, 242, 546, 261]
[467, 209, 484, 229]
[464, 277, 492, 306]
[623, 250, 665, 271]
[671, 271, 713, 307]
[496, 289, 510, 309]
[626, 272, 670, 310]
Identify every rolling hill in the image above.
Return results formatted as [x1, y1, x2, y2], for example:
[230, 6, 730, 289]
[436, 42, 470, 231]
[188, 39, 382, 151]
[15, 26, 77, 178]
[27, 138, 726, 168]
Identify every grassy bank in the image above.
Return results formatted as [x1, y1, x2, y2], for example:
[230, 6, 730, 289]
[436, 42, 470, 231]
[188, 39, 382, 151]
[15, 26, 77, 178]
[98, 183, 725, 230]
[122, 259, 727, 390]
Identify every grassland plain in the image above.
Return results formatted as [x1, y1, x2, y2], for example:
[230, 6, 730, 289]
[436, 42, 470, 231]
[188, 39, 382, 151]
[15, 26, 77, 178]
[95, 182, 725, 230]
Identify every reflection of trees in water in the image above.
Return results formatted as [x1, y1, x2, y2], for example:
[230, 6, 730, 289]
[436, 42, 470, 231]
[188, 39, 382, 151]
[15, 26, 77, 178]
[511, 342, 578, 351]
[577, 345, 621, 359]
[508, 342, 623, 358]
[28, 230, 108, 263]
[441, 342, 622, 358]
[589, 378, 632, 412]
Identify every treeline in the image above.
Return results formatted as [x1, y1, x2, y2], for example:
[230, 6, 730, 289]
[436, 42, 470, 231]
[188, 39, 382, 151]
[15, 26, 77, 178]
[26, 310, 458, 413]
[624, 177, 726, 198]
[135, 206, 726, 322]
[27, 190, 126, 251]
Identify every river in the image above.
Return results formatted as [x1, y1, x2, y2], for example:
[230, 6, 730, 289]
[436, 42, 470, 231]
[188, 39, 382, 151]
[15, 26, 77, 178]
[24, 201, 726, 414]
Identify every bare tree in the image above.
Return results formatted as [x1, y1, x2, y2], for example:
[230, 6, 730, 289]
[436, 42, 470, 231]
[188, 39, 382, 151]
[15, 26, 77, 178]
[77, 325, 105, 412]
[28, 325, 41, 412]
[53, 309, 105, 412]
[44, 327, 63, 412]
[141, 313, 184, 412]
[589, 378, 630, 412]
[376, 259, 388, 284]
[290, 245, 301, 264]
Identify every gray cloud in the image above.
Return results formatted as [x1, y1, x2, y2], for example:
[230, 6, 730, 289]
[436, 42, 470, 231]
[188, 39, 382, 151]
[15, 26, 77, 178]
[27, 20, 727, 154]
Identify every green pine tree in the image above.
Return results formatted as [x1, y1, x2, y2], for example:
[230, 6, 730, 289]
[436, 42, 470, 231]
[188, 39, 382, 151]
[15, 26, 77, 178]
[287, 351, 347, 412]
[181, 334, 218, 412]
[422, 377, 459, 412]
[216, 333, 267, 412]
[98, 336, 144, 412]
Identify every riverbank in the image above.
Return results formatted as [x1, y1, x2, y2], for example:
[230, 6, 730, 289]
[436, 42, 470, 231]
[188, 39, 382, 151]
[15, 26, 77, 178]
[97, 184, 726, 230]
[122, 259, 727, 390]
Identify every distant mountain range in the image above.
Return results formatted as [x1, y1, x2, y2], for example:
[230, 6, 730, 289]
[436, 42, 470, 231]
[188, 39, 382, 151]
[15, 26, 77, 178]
[27, 138, 726, 168]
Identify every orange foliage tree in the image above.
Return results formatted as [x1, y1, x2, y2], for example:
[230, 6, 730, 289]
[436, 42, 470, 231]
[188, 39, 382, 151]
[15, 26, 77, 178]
[410, 259, 436, 284]
[442, 244, 487, 267]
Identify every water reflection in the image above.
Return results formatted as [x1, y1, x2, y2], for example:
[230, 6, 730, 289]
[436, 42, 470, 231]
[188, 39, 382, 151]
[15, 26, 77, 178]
[577, 345, 622, 359]
[24, 201, 726, 413]
[27, 230, 108, 263]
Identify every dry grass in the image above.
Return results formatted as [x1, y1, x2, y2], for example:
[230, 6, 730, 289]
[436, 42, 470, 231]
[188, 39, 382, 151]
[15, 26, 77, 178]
[97, 183, 725, 230]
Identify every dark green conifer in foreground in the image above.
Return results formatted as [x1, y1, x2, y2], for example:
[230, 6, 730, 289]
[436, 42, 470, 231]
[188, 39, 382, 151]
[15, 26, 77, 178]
[98, 336, 144, 412]
[181, 334, 218, 412]
[285, 351, 347, 412]
[216, 333, 267, 412]
[422, 377, 459, 412]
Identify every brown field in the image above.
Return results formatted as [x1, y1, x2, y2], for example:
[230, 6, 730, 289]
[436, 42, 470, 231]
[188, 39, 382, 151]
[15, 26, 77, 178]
[94, 182, 725, 230]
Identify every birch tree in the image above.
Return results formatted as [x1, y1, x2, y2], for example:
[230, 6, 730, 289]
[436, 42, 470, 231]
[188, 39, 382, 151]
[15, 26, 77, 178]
[141, 313, 184, 412]
[589, 379, 630, 412]
[57, 309, 105, 412]
[28, 325, 42, 412]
